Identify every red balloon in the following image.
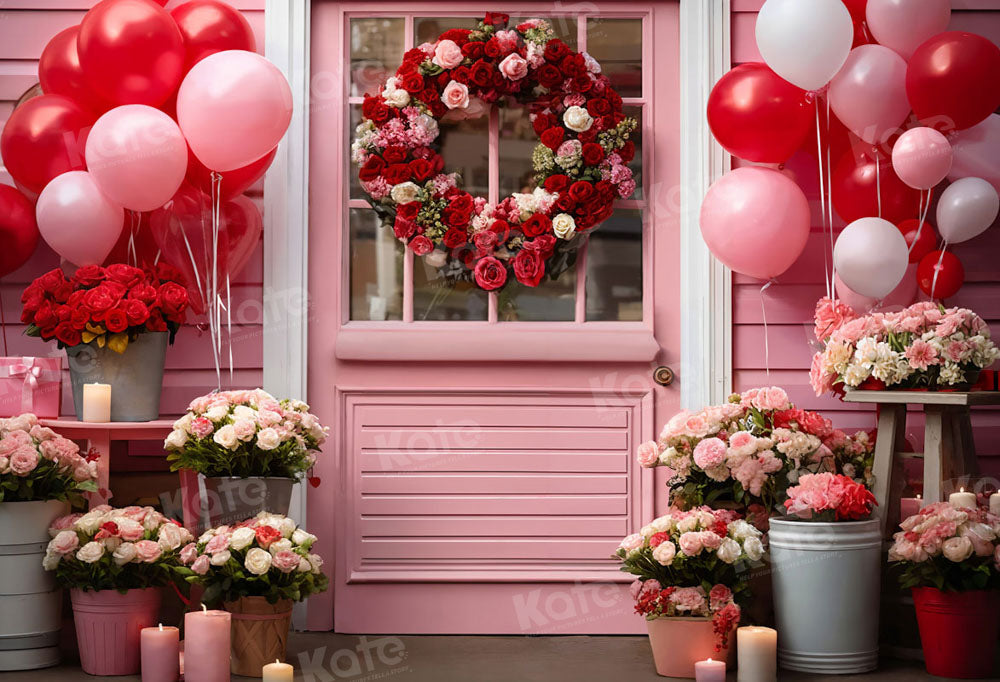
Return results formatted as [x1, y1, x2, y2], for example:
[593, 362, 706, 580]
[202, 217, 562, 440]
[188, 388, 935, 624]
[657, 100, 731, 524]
[842, 0, 867, 23]
[0, 185, 40, 278]
[0, 94, 94, 194]
[102, 214, 161, 267]
[801, 101, 858, 162]
[832, 148, 923, 225]
[78, 0, 185, 107]
[707, 63, 812, 163]
[906, 32, 1000, 132]
[185, 146, 276, 202]
[917, 250, 965, 299]
[39, 26, 114, 116]
[897, 218, 938, 264]
[171, 0, 257, 71]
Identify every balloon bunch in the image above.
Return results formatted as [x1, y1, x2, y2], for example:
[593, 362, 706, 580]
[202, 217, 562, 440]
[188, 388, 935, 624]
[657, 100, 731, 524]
[0, 0, 292, 385]
[701, 0, 1000, 311]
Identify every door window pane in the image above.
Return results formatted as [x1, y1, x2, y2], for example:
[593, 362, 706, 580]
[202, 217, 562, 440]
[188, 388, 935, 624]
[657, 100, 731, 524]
[587, 18, 642, 98]
[414, 17, 480, 46]
[413, 258, 488, 321]
[350, 208, 404, 321]
[498, 262, 576, 321]
[349, 105, 365, 200]
[623, 105, 643, 200]
[350, 18, 404, 97]
[498, 105, 537, 198]
[438, 114, 490, 199]
[586, 209, 643, 321]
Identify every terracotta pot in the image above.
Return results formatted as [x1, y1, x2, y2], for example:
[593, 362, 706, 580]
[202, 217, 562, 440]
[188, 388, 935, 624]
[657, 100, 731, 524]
[225, 596, 293, 677]
[646, 616, 735, 678]
[70, 588, 161, 676]
[912, 587, 1000, 679]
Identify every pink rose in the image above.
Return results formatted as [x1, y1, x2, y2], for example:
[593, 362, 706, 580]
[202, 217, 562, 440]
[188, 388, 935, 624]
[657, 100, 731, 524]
[441, 80, 470, 110]
[179, 542, 198, 565]
[272, 550, 301, 573]
[618, 533, 643, 552]
[205, 533, 230, 554]
[50, 530, 79, 555]
[50, 514, 81, 535]
[693, 437, 727, 470]
[191, 554, 210, 575]
[9, 445, 39, 475]
[134, 540, 162, 563]
[498, 53, 528, 80]
[432, 39, 464, 69]
[709, 584, 733, 610]
[117, 518, 145, 541]
[678, 531, 704, 556]
[698, 531, 722, 551]
[190, 417, 214, 439]
[637, 441, 660, 468]
[0, 436, 17, 457]
[669, 587, 706, 613]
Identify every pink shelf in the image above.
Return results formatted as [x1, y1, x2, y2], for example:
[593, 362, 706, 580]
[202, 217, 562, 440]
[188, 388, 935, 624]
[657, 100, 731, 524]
[39, 418, 176, 432]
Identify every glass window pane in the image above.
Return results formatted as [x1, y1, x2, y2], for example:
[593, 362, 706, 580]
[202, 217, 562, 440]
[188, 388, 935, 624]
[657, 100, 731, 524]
[414, 17, 480, 46]
[349, 105, 365, 200]
[413, 259, 488, 321]
[350, 208, 403, 321]
[624, 105, 643, 200]
[498, 105, 537, 198]
[586, 18, 642, 98]
[350, 18, 404, 97]
[438, 113, 490, 199]
[504, 15, 577, 49]
[498, 261, 576, 321]
[586, 209, 643, 321]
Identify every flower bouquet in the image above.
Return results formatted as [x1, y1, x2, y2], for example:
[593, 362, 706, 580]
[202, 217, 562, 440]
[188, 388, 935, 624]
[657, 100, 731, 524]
[165, 389, 329, 525]
[43, 505, 193, 676]
[639, 386, 874, 514]
[614, 507, 763, 676]
[20, 263, 191, 421]
[177, 512, 329, 675]
[770, 473, 881, 674]
[810, 300, 999, 395]
[0, 413, 98, 504]
[889, 502, 1000, 678]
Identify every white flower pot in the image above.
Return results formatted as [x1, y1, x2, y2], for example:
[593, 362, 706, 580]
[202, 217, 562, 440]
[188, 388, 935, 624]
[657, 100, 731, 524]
[769, 517, 882, 674]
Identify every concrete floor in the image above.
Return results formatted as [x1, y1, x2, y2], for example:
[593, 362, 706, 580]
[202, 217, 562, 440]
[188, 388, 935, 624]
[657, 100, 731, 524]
[0, 633, 972, 681]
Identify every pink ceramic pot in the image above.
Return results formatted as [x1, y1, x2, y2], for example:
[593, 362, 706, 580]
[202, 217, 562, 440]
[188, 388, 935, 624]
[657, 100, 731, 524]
[70, 587, 161, 676]
[646, 616, 736, 678]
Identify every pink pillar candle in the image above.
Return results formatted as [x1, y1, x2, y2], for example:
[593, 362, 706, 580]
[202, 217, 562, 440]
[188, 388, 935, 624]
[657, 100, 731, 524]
[694, 657, 726, 682]
[141, 624, 180, 682]
[183, 606, 231, 682]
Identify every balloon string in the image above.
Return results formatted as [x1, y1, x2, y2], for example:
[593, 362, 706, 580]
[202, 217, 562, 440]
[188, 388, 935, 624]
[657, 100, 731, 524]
[875, 154, 883, 219]
[210, 171, 223, 390]
[226, 274, 233, 381]
[127, 211, 139, 267]
[931, 243, 948, 300]
[815, 102, 831, 300]
[908, 188, 934, 258]
[761, 280, 773, 377]
[825, 98, 836, 302]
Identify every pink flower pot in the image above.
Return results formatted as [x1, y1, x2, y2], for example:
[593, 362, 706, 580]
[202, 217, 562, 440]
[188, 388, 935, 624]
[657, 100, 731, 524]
[70, 588, 161, 676]
[646, 617, 735, 678]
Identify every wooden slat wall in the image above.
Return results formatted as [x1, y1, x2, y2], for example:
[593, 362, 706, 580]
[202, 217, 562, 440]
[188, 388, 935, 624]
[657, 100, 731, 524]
[731, 3, 1000, 475]
[0, 1, 266, 419]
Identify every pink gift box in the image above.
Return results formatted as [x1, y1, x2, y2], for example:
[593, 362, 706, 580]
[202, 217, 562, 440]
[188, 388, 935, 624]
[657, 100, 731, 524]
[0, 356, 62, 418]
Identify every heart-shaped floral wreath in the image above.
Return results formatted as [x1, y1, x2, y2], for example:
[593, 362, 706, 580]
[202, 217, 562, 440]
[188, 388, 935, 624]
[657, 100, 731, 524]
[352, 13, 638, 291]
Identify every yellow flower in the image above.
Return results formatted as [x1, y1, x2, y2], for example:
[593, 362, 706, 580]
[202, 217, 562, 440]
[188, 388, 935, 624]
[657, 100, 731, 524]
[107, 333, 129, 354]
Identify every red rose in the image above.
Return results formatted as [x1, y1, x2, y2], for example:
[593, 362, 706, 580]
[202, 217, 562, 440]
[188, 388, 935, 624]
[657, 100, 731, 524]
[521, 213, 552, 237]
[532, 114, 554, 135]
[128, 283, 158, 305]
[618, 140, 636, 163]
[578, 129, 598, 144]
[581, 142, 605, 165]
[442, 227, 468, 249]
[536, 64, 562, 88]
[470, 60, 493, 88]
[359, 156, 385, 182]
[607, 89, 624, 111]
[569, 181, 594, 202]
[155, 263, 186, 285]
[158, 281, 189, 316]
[587, 97, 611, 117]
[544, 39, 570, 63]
[419, 86, 439, 104]
[484, 37, 502, 59]
[442, 206, 471, 228]
[525, 234, 556, 257]
[543, 174, 570, 193]
[55, 304, 71, 323]
[484, 12, 509, 27]
[38, 269, 67, 295]
[72, 265, 106, 288]
[540, 127, 564, 150]
[556, 194, 576, 212]
[382, 146, 408, 165]
[124, 300, 150, 326]
[396, 202, 420, 221]
[104, 307, 128, 333]
[400, 71, 424, 94]
[32, 300, 58, 329]
[254, 525, 282, 548]
[83, 285, 120, 314]
[382, 163, 412, 184]
[54, 322, 81, 347]
[409, 236, 433, 256]
[573, 73, 593, 93]
[439, 28, 472, 44]
[461, 42, 484, 59]
[489, 219, 511, 241]
[51, 279, 73, 303]
[146, 311, 167, 333]
[70, 308, 90, 330]
[105, 264, 145, 289]
[402, 47, 427, 64]
[473, 230, 498, 254]
[393, 217, 417, 240]
[512, 248, 545, 287]
[473, 256, 508, 290]
[363, 96, 391, 125]
[409, 158, 434, 182]
[20, 283, 45, 314]
[450, 194, 474, 213]
[560, 54, 584, 78]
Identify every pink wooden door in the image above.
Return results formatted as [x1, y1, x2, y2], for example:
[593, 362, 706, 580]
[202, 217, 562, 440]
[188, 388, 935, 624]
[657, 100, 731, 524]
[307, 1, 681, 634]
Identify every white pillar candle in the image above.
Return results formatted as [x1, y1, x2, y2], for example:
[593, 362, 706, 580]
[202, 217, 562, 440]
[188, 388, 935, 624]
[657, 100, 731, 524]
[990, 492, 1000, 517]
[949, 488, 977, 510]
[82, 383, 111, 422]
[262, 659, 294, 682]
[694, 657, 726, 682]
[737, 626, 777, 682]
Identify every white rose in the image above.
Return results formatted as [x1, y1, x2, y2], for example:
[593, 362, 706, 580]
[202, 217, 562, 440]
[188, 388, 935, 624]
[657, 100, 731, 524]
[652, 541, 676, 566]
[230, 527, 256, 551]
[76, 510, 107, 535]
[390, 182, 420, 204]
[278, 517, 297, 538]
[382, 77, 410, 108]
[198, 529, 216, 545]
[563, 105, 593, 133]
[213, 425, 239, 450]
[942, 536, 974, 563]
[76, 541, 105, 564]
[206, 405, 230, 422]
[717, 537, 741, 564]
[232, 405, 257, 421]
[269, 538, 293, 556]
[165, 429, 188, 449]
[256, 427, 280, 451]
[728, 520, 758, 542]
[297, 557, 311, 573]
[307, 553, 324, 574]
[552, 213, 577, 240]
[677, 515, 699, 533]
[210, 549, 232, 566]
[743, 536, 764, 562]
[292, 529, 317, 547]
[158, 523, 185, 551]
[245, 547, 272, 575]
[42, 551, 61, 571]
[113, 542, 137, 566]
[143, 511, 166, 532]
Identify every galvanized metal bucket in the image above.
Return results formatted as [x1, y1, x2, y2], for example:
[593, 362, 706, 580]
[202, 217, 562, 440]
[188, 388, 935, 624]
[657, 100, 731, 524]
[66, 332, 168, 422]
[769, 517, 882, 674]
[0, 499, 68, 671]
[202, 476, 295, 527]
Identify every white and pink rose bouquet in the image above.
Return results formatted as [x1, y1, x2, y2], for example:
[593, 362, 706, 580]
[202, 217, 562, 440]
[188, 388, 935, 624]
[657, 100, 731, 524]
[810, 300, 999, 395]
[889, 501, 1000, 592]
[638, 387, 874, 513]
[165, 389, 328, 480]
[177, 512, 328, 605]
[43, 505, 193, 591]
[614, 507, 764, 650]
[0, 413, 98, 504]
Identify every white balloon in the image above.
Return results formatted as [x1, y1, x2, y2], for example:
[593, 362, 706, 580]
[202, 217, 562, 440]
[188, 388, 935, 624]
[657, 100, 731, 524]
[936, 177, 1000, 244]
[755, 0, 854, 91]
[834, 217, 909, 298]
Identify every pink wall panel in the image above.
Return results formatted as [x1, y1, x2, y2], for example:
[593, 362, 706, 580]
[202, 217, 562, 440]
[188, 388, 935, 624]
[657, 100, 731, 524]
[730, 4, 1000, 471]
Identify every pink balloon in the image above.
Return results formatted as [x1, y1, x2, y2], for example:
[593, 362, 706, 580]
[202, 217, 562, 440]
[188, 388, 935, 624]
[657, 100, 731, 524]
[700, 167, 811, 280]
[85, 105, 187, 211]
[36, 171, 124, 266]
[891, 127, 953, 190]
[177, 50, 292, 172]
[949, 113, 1000, 196]
[829, 45, 909, 146]
[866, 0, 951, 60]
[835, 264, 918, 314]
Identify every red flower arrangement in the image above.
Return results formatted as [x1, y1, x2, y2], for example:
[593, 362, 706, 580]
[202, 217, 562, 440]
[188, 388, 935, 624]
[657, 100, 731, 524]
[21, 263, 189, 352]
[783, 473, 877, 522]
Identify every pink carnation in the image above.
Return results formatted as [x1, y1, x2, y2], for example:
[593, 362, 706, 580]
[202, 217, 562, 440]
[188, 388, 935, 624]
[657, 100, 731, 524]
[904, 339, 938, 371]
[669, 587, 706, 613]
[272, 550, 301, 573]
[693, 438, 727, 470]
[190, 417, 214, 439]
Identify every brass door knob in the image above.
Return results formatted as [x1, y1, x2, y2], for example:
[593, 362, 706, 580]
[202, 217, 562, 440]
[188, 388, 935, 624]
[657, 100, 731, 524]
[653, 366, 674, 387]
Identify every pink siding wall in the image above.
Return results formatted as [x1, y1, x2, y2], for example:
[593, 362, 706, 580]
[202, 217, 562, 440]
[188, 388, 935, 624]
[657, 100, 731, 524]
[0, 0, 266, 418]
[731, 1, 1000, 477]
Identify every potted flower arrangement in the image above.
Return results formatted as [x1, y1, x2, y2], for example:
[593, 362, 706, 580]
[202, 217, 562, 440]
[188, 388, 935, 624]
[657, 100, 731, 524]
[164, 389, 328, 526]
[614, 506, 764, 677]
[20, 263, 190, 421]
[43, 505, 193, 675]
[769, 473, 880, 674]
[889, 501, 1000, 679]
[177, 512, 329, 676]
[810, 300, 999, 395]
[0, 413, 98, 671]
